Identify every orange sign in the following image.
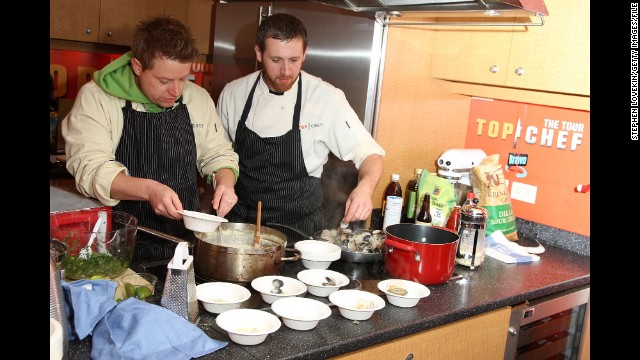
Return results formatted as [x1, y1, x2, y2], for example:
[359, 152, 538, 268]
[465, 98, 590, 237]
[50, 49, 213, 99]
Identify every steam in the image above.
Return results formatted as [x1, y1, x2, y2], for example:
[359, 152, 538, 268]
[321, 154, 362, 229]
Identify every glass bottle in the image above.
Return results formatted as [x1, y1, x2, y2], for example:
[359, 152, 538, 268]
[415, 193, 432, 226]
[381, 173, 403, 231]
[446, 205, 462, 232]
[403, 168, 423, 223]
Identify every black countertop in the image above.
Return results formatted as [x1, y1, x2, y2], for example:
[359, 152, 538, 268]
[66, 235, 590, 360]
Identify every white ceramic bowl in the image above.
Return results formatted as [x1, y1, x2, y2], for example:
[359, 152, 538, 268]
[271, 297, 332, 331]
[377, 279, 431, 308]
[329, 289, 385, 321]
[196, 282, 251, 314]
[215, 308, 281, 345]
[177, 210, 228, 232]
[297, 269, 350, 297]
[300, 259, 334, 270]
[294, 240, 341, 265]
[251, 275, 307, 304]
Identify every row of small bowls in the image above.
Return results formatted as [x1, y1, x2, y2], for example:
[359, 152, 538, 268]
[197, 272, 431, 346]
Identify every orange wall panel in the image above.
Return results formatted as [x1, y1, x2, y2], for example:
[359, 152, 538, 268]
[464, 98, 590, 236]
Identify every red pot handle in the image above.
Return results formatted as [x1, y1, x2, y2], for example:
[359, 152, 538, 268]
[385, 238, 421, 262]
[385, 238, 417, 252]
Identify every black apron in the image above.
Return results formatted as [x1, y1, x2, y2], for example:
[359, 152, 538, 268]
[227, 73, 323, 241]
[115, 98, 199, 261]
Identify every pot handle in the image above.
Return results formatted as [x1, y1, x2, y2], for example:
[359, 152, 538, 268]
[138, 225, 194, 251]
[385, 238, 421, 262]
[282, 247, 302, 262]
[265, 222, 314, 239]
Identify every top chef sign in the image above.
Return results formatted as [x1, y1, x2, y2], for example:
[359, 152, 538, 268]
[465, 98, 590, 237]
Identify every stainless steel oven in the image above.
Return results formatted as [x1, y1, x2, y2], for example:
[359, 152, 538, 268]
[504, 285, 590, 360]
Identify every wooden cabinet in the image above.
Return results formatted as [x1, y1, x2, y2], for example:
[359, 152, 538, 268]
[98, 0, 187, 46]
[50, 0, 101, 43]
[50, 0, 207, 49]
[187, 0, 214, 55]
[333, 307, 511, 360]
[430, 0, 590, 96]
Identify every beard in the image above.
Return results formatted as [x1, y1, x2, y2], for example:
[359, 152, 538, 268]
[264, 74, 296, 93]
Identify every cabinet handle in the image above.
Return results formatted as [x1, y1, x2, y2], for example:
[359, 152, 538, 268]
[405, 354, 414, 360]
[515, 67, 525, 76]
[85, 28, 92, 35]
[489, 65, 499, 73]
[106, 31, 113, 37]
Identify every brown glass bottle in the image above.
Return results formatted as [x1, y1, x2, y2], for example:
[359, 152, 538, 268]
[415, 193, 432, 226]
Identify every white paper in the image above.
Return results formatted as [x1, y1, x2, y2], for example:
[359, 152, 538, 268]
[485, 231, 540, 264]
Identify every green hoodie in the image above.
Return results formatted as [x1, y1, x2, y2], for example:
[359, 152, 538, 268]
[92, 51, 163, 113]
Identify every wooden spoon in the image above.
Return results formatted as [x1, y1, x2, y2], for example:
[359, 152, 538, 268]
[254, 200, 262, 248]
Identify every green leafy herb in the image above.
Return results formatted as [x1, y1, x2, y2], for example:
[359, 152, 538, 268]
[62, 252, 129, 279]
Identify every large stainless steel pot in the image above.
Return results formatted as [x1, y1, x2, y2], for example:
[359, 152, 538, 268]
[138, 223, 300, 283]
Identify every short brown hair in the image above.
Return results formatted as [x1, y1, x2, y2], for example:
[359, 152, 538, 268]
[257, 13, 308, 53]
[131, 16, 199, 70]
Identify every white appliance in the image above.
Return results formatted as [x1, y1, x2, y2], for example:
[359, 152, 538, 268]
[437, 149, 487, 186]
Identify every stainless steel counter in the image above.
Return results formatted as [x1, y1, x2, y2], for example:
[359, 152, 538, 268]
[50, 185, 103, 213]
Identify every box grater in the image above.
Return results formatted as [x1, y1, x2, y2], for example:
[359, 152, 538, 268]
[160, 242, 199, 323]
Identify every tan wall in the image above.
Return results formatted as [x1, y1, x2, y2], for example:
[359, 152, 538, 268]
[372, 25, 473, 209]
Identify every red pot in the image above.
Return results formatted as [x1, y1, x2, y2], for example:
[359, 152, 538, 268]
[384, 224, 459, 285]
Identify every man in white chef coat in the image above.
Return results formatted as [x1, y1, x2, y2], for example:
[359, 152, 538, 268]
[217, 13, 385, 239]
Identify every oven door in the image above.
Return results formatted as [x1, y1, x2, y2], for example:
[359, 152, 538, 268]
[504, 285, 590, 360]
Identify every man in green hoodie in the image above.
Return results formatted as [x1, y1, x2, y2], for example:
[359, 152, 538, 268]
[62, 16, 239, 261]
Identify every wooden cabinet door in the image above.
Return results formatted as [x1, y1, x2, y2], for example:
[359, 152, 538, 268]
[333, 307, 511, 360]
[187, 0, 214, 55]
[506, 0, 590, 95]
[99, 0, 188, 46]
[50, 0, 101, 42]
[430, 17, 515, 87]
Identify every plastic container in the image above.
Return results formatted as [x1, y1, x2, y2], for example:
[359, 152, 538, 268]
[50, 208, 137, 279]
[381, 174, 402, 231]
[446, 205, 462, 232]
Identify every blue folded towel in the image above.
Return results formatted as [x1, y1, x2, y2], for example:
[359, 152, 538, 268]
[62, 279, 118, 340]
[62, 279, 227, 359]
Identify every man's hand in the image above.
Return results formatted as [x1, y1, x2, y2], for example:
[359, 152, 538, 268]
[211, 168, 238, 217]
[342, 154, 383, 224]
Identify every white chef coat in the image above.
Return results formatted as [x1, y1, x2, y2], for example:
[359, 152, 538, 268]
[217, 70, 385, 178]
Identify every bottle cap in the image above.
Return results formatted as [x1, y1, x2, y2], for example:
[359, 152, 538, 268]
[391, 174, 400, 181]
[466, 192, 476, 199]
[415, 168, 423, 174]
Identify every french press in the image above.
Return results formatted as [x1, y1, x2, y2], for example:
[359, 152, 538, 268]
[455, 197, 488, 270]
